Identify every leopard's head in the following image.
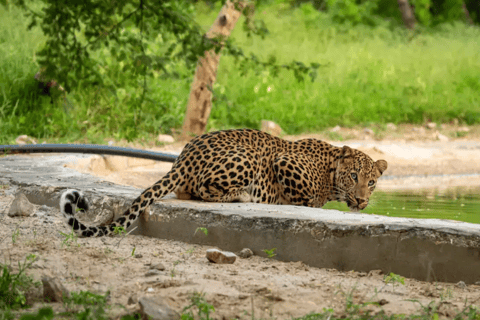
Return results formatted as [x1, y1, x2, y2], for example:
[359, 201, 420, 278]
[333, 146, 387, 212]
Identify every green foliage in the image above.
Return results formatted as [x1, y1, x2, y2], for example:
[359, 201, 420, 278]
[11, 228, 20, 245]
[181, 292, 215, 320]
[112, 226, 126, 236]
[194, 227, 208, 236]
[326, 0, 380, 26]
[384, 272, 405, 292]
[59, 228, 79, 248]
[262, 248, 277, 258]
[413, 0, 433, 26]
[1, 2, 480, 144]
[12, 0, 209, 92]
[19, 307, 54, 320]
[0, 254, 39, 310]
[63, 291, 109, 320]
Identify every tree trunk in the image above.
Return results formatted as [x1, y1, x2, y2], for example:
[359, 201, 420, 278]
[180, 1, 248, 140]
[397, 0, 416, 29]
[462, 1, 474, 25]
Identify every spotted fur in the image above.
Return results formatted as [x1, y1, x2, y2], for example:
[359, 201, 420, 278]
[60, 129, 387, 237]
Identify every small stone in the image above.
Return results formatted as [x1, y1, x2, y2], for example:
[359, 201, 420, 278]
[206, 249, 236, 264]
[127, 295, 138, 305]
[15, 135, 37, 145]
[412, 127, 426, 134]
[363, 128, 374, 135]
[261, 120, 282, 136]
[436, 132, 449, 142]
[42, 276, 69, 302]
[426, 122, 437, 129]
[378, 299, 389, 306]
[367, 269, 383, 277]
[8, 193, 35, 217]
[475, 281, 480, 285]
[134, 253, 143, 259]
[145, 270, 161, 277]
[456, 281, 466, 289]
[157, 134, 175, 143]
[386, 123, 397, 130]
[151, 263, 166, 271]
[236, 248, 253, 259]
[331, 125, 341, 132]
[458, 126, 470, 132]
[139, 296, 179, 320]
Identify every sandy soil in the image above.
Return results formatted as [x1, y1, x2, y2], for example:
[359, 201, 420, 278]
[1, 187, 480, 319]
[2, 124, 480, 318]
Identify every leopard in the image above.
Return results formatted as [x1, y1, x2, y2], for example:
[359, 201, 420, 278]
[60, 129, 387, 237]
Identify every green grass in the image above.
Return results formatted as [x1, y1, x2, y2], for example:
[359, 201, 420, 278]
[1, 2, 480, 144]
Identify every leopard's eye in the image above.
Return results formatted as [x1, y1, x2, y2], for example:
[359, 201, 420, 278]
[368, 180, 375, 187]
[351, 173, 358, 181]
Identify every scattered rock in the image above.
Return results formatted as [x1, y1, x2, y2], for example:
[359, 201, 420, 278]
[206, 249, 237, 264]
[151, 263, 166, 271]
[426, 122, 437, 129]
[378, 299, 389, 306]
[261, 120, 282, 136]
[15, 135, 37, 145]
[363, 128, 374, 135]
[458, 126, 470, 132]
[8, 193, 35, 217]
[412, 127, 426, 134]
[145, 270, 162, 277]
[139, 296, 179, 320]
[127, 295, 138, 305]
[291, 261, 309, 271]
[386, 123, 397, 130]
[456, 281, 466, 289]
[368, 269, 383, 277]
[236, 248, 253, 259]
[157, 134, 175, 143]
[331, 125, 341, 132]
[42, 276, 69, 302]
[436, 131, 449, 142]
[150, 263, 165, 271]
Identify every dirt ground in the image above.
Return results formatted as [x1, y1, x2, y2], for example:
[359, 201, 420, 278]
[1, 124, 480, 318]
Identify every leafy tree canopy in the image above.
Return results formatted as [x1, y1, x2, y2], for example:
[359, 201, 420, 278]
[8, 0, 320, 100]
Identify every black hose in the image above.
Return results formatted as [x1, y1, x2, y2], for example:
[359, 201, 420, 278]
[0, 144, 178, 163]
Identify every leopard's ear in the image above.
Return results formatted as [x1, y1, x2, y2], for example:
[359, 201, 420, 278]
[340, 145, 354, 159]
[376, 160, 388, 175]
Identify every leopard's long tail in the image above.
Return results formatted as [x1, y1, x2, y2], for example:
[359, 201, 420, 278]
[60, 173, 177, 237]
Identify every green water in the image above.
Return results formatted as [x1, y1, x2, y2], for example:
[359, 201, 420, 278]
[323, 187, 480, 224]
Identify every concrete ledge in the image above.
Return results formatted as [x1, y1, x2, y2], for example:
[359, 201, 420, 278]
[1, 154, 480, 284]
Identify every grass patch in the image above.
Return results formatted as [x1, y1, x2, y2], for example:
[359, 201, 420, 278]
[1, 3, 480, 144]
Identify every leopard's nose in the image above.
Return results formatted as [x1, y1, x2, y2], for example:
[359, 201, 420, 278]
[356, 198, 366, 205]
[356, 198, 368, 209]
